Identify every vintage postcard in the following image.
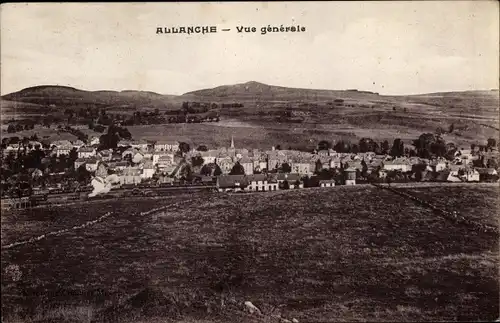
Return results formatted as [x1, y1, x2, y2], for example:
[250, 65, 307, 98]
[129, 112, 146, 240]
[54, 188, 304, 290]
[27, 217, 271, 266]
[1, 2, 499, 322]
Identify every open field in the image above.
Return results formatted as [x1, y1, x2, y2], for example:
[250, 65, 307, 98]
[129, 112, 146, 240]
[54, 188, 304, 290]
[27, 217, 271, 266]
[1, 184, 498, 322]
[127, 117, 496, 150]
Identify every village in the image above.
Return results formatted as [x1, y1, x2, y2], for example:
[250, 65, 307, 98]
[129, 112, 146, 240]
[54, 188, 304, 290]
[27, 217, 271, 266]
[1, 131, 499, 201]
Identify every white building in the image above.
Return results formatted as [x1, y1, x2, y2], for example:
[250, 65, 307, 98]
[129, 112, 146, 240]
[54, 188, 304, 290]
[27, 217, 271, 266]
[239, 157, 254, 175]
[319, 180, 336, 187]
[154, 140, 180, 152]
[141, 161, 156, 179]
[78, 147, 97, 159]
[154, 153, 175, 167]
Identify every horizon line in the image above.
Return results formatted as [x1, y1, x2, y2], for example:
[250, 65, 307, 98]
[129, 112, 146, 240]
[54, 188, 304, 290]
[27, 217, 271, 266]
[1, 81, 499, 98]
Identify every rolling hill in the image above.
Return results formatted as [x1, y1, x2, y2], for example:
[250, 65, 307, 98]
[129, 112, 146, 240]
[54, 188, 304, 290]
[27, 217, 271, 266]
[2, 82, 498, 148]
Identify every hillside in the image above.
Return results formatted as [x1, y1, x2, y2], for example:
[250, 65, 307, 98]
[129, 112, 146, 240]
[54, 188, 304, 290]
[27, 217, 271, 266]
[1, 85, 180, 109]
[1, 185, 498, 322]
[2, 83, 498, 148]
[183, 81, 382, 102]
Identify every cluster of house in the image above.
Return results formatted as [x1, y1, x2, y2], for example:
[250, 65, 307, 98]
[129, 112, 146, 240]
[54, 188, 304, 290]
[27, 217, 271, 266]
[3, 134, 498, 192]
[72, 139, 181, 185]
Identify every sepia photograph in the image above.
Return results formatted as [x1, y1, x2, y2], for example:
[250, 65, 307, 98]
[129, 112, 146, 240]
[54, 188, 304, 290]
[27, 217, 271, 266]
[1, 2, 499, 322]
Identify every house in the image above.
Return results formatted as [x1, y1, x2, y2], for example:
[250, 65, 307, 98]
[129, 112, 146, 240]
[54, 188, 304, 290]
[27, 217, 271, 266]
[98, 149, 113, 161]
[217, 156, 235, 174]
[118, 167, 142, 185]
[141, 161, 156, 179]
[26, 141, 43, 151]
[329, 158, 342, 169]
[436, 170, 461, 182]
[51, 140, 73, 149]
[276, 173, 302, 188]
[291, 161, 311, 176]
[158, 174, 174, 185]
[246, 174, 279, 192]
[319, 179, 336, 187]
[54, 145, 73, 157]
[108, 161, 129, 171]
[153, 153, 174, 166]
[460, 168, 480, 182]
[78, 147, 97, 159]
[122, 149, 144, 164]
[72, 140, 85, 149]
[74, 158, 87, 170]
[200, 151, 217, 165]
[129, 140, 149, 150]
[88, 136, 100, 146]
[216, 175, 247, 192]
[428, 158, 447, 172]
[476, 168, 499, 181]
[154, 140, 180, 152]
[382, 158, 411, 172]
[85, 158, 100, 172]
[239, 157, 254, 175]
[157, 155, 175, 169]
[3, 143, 22, 155]
[344, 168, 357, 185]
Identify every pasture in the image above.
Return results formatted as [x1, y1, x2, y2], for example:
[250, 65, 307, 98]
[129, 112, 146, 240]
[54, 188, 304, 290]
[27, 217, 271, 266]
[1, 184, 498, 322]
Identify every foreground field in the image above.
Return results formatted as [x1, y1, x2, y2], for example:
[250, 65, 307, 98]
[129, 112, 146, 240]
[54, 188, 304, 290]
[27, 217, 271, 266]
[1, 185, 498, 322]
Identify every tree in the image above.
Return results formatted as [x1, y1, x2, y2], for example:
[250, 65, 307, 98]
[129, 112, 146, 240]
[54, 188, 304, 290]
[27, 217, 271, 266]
[200, 163, 214, 176]
[413, 133, 447, 159]
[197, 145, 208, 152]
[334, 141, 351, 153]
[191, 156, 205, 167]
[229, 162, 245, 175]
[280, 162, 291, 173]
[69, 148, 78, 166]
[390, 139, 405, 157]
[487, 138, 497, 151]
[180, 164, 193, 181]
[99, 133, 119, 150]
[179, 142, 190, 154]
[282, 180, 290, 190]
[448, 123, 455, 133]
[381, 140, 390, 155]
[118, 128, 132, 140]
[361, 159, 368, 178]
[76, 165, 91, 184]
[314, 159, 323, 174]
[317, 140, 331, 151]
[7, 124, 16, 133]
[359, 138, 379, 153]
[487, 158, 498, 169]
[213, 164, 223, 176]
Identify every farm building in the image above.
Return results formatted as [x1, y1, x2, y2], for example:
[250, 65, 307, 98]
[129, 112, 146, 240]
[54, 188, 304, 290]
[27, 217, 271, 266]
[319, 180, 336, 187]
[216, 175, 247, 192]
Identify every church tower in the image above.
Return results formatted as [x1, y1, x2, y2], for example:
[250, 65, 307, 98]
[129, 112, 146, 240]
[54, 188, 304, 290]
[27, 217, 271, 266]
[230, 135, 235, 149]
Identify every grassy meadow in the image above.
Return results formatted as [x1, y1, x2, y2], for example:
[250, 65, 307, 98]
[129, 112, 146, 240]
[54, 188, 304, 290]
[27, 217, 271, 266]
[1, 184, 498, 322]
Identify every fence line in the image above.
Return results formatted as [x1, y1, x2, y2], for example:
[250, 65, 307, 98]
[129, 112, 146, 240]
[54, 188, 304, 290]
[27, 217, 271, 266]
[370, 183, 498, 236]
[2, 198, 194, 251]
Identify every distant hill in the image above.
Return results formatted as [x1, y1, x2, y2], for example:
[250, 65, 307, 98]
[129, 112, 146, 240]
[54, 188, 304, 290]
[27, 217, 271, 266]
[2, 83, 498, 148]
[1, 85, 179, 109]
[183, 81, 381, 102]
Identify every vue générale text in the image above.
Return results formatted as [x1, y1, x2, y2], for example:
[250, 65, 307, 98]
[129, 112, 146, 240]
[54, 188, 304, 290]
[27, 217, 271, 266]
[156, 25, 306, 35]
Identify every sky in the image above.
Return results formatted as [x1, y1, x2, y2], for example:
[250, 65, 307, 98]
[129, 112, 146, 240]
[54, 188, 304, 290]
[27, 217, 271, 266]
[1, 1, 498, 96]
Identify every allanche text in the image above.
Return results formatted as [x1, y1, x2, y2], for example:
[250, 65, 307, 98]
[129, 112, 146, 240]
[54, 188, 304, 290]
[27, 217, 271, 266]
[156, 25, 306, 35]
